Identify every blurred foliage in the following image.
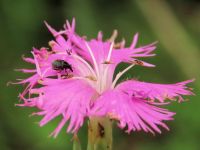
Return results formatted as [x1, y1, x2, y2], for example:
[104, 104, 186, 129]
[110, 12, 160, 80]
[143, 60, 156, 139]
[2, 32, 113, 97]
[0, 0, 200, 150]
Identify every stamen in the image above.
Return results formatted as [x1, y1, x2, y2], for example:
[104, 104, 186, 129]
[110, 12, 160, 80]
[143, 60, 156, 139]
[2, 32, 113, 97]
[71, 54, 97, 78]
[111, 64, 135, 88]
[100, 42, 114, 92]
[106, 42, 114, 62]
[85, 42, 100, 77]
[114, 38, 125, 49]
[108, 29, 118, 42]
[101, 65, 110, 91]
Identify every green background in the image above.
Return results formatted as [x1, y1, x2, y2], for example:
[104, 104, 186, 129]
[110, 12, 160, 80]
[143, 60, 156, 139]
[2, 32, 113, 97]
[0, 0, 199, 150]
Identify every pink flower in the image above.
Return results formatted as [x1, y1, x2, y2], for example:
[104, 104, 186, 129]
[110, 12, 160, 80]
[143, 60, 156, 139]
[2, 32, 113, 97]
[14, 19, 194, 137]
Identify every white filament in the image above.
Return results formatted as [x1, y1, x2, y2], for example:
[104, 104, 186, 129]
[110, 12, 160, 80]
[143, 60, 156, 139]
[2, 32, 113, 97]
[71, 54, 97, 78]
[111, 64, 135, 88]
[85, 42, 100, 77]
[99, 42, 114, 92]
[106, 42, 114, 62]
[101, 65, 110, 91]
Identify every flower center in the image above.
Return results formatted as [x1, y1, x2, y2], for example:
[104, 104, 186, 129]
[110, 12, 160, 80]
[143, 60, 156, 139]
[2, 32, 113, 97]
[83, 42, 135, 93]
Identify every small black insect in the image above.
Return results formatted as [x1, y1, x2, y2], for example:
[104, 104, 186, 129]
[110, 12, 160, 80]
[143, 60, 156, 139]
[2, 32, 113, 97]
[52, 59, 73, 72]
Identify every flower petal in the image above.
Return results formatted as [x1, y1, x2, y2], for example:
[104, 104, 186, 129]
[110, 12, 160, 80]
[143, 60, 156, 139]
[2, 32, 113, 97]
[117, 79, 194, 102]
[91, 90, 175, 134]
[19, 79, 97, 137]
[65, 22, 156, 67]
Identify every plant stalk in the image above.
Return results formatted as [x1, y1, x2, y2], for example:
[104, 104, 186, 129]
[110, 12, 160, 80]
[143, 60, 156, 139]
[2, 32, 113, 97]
[73, 134, 82, 150]
[87, 117, 112, 150]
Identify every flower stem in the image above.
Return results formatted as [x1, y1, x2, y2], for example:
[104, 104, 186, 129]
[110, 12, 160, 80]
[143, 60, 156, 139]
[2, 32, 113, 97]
[87, 117, 112, 150]
[73, 134, 82, 150]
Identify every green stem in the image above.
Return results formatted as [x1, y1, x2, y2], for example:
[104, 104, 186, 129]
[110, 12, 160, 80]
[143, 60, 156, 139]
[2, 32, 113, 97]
[87, 117, 112, 150]
[73, 134, 82, 150]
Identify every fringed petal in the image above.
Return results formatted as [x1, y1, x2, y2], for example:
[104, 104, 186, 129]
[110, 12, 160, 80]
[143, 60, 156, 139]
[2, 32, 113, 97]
[91, 90, 175, 134]
[18, 79, 96, 137]
[117, 79, 194, 102]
